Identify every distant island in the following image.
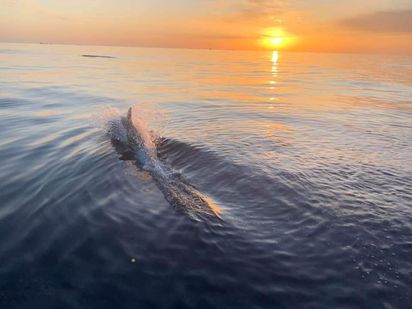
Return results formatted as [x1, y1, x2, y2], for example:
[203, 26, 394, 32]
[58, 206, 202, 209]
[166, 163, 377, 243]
[81, 54, 116, 59]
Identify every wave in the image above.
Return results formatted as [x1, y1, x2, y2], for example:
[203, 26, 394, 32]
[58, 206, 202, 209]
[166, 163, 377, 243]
[105, 106, 222, 221]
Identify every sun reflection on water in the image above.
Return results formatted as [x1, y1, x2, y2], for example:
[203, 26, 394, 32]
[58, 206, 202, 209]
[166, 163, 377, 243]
[269, 51, 279, 106]
[271, 51, 278, 75]
[272, 51, 278, 64]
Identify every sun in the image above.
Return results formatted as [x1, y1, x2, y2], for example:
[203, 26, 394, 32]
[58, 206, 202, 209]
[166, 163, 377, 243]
[260, 28, 296, 50]
[271, 37, 283, 47]
[261, 36, 284, 49]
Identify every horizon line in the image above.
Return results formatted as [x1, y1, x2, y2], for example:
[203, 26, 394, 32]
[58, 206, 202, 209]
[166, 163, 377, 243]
[0, 40, 410, 56]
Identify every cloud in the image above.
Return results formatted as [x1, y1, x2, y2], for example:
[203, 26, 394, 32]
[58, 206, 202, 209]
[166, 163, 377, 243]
[340, 8, 412, 33]
[209, 0, 287, 21]
[239, 0, 286, 17]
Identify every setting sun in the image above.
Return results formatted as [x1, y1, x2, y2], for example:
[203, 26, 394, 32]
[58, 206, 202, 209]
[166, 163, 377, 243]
[271, 37, 283, 47]
[260, 28, 296, 50]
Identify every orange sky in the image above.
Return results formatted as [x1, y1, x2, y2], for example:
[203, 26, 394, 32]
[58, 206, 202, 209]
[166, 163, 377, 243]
[1, 0, 412, 53]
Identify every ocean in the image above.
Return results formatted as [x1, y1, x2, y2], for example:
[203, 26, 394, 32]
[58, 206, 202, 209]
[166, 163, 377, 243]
[0, 42, 411, 308]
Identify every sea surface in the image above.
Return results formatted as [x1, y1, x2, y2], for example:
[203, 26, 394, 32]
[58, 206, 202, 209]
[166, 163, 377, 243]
[0, 42, 411, 308]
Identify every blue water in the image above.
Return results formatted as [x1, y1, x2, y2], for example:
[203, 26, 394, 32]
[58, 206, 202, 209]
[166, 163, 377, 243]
[0, 43, 411, 308]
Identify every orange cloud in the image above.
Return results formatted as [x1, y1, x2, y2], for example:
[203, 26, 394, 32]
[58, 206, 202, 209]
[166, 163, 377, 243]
[340, 8, 412, 33]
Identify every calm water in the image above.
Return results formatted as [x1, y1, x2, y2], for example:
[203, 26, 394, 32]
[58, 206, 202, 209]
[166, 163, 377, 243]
[0, 43, 411, 308]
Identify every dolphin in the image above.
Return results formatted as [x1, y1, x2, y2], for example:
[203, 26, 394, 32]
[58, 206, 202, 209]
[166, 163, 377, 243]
[118, 107, 222, 221]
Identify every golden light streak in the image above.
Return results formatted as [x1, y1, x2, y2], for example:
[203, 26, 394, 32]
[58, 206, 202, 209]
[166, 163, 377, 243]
[271, 51, 279, 63]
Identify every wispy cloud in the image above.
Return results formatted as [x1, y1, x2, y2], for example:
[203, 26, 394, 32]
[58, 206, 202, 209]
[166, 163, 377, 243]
[238, 0, 286, 17]
[340, 8, 412, 33]
[209, 0, 288, 22]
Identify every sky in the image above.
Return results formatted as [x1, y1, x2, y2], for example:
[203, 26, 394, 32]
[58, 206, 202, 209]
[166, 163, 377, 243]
[1, 0, 412, 53]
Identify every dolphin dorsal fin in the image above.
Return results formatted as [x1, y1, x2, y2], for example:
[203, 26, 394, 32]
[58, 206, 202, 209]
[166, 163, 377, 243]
[127, 107, 132, 121]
